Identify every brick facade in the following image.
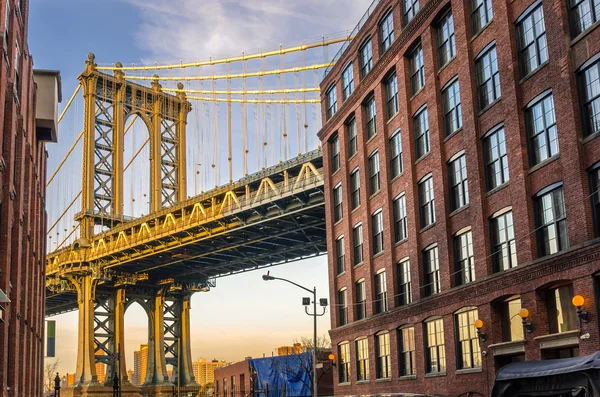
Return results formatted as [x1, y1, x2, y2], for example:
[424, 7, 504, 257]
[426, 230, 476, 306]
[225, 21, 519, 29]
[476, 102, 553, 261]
[318, 0, 600, 396]
[0, 0, 56, 396]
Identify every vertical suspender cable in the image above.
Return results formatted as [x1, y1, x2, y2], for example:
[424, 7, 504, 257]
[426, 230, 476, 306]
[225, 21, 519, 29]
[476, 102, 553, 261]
[295, 70, 301, 156]
[227, 62, 233, 184]
[242, 53, 248, 177]
[302, 47, 308, 155]
[280, 46, 288, 162]
[260, 57, 267, 170]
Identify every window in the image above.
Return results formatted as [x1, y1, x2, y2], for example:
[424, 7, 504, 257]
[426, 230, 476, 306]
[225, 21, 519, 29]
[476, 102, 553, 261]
[476, 44, 501, 110]
[397, 259, 412, 306]
[347, 117, 358, 157]
[365, 95, 377, 139]
[399, 327, 416, 376]
[491, 210, 517, 272]
[471, 0, 493, 35]
[333, 184, 343, 223]
[393, 194, 408, 243]
[403, 0, 420, 25]
[356, 338, 369, 381]
[375, 270, 387, 313]
[517, 3, 548, 77]
[330, 135, 340, 173]
[500, 298, 524, 341]
[385, 72, 399, 119]
[569, 0, 600, 38]
[579, 56, 600, 137]
[371, 210, 384, 256]
[454, 230, 475, 286]
[356, 279, 366, 320]
[338, 342, 351, 383]
[14, 41, 20, 95]
[424, 245, 440, 296]
[547, 284, 578, 333]
[231, 376, 235, 397]
[336, 236, 345, 275]
[359, 39, 373, 78]
[527, 93, 559, 166]
[590, 163, 600, 237]
[442, 78, 462, 136]
[448, 153, 469, 211]
[414, 106, 430, 160]
[535, 184, 568, 256]
[425, 318, 446, 374]
[350, 168, 361, 210]
[390, 130, 403, 179]
[342, 63, 355, 101]
[326, 84, 337, 119]
[223, 378, 227, 397]
[409, 45, 425, 95]
[438, 11, 456, 68]
[483, 125, 509, 191]
[369, 151, 380, 195]
[419, 175, 435, 228]
[353, 224, 364, 265]
[338, 289, 347, 326]
[376, 332, 391, 379]
[4, 2, 10, 49]
[456, 309, 482, 369]
[379, 10, 395, 53]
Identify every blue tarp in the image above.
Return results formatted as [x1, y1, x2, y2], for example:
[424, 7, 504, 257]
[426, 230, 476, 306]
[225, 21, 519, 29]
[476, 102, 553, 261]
[249, 353, 313, 397]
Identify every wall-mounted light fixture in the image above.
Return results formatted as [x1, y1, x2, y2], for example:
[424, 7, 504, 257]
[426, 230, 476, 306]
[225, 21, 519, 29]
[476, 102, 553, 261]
[328, 353, 336, 367]
[519, 308, 534, 335]
[474, 319, 487, 342]
[572, 295, 588, 329]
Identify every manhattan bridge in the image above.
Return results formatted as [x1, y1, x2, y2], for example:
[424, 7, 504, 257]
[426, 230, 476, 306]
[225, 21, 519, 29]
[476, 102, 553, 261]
[45, 30, 355, 395]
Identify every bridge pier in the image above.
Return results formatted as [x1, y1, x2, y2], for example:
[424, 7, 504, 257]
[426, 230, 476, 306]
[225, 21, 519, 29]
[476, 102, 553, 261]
[71, 274, 100, 386]
[147, 289, 170, 385]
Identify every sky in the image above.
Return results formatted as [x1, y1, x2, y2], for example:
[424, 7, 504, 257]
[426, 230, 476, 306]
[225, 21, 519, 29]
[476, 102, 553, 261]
[29, 0, 372, 376]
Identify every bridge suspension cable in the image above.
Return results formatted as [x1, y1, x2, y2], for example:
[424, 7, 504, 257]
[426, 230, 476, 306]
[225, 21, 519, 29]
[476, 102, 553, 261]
[46, 190, 81, 235]
[57, 84, 81, 125]
[96, 36, 351, 71]
[124, 63, 334, 82]
[162, 87, 320, 95]
[186, 96, 320, 104]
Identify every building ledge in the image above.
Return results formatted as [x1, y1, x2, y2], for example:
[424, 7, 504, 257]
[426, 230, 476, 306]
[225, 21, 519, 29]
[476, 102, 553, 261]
[456, 367, 483, 375]
[488, 339, 526, 356]
[534, 330, 580, 349]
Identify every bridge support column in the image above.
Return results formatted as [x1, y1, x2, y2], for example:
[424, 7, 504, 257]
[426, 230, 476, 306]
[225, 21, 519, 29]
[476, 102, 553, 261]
[170, 294, 195, 386]
[72, 274, 99, 386]
[146, 290, 170, 385]
[107, 288, 129, 385]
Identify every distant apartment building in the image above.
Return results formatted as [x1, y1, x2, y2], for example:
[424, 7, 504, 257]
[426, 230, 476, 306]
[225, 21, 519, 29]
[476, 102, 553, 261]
[132, 344, 148, 387]
[192, 358, 228, 386]
[277, 343, 306, 356]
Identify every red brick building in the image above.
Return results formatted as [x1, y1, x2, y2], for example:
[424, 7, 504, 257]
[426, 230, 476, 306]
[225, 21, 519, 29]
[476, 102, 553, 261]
[0, 0, 60, 396]
[318, 0, 600, 396]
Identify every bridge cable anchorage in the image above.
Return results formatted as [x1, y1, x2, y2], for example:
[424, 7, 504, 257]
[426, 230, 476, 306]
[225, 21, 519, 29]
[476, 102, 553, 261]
[163, 87, 320, 95]
[123, 63, 334, 82]
[57, 83, 81, 125]
[96, 36, 352, 71]
[47, 190, 82, 235]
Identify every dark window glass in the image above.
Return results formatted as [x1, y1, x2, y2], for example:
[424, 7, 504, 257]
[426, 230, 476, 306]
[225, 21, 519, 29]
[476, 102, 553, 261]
[517, 4, 548, 77]
[374, 270, 387, 313]
[347, 118, 358, 157]
[456, 309, 482, 369]
[338, 342, 351, 383]
[356, 280, 366, 320]
[454, 231, 475, 286]
[438, 11, 456, 67]
[356, 338, 369, 381]
[360, 39, 373, 78]
[569, 0, 600, 37]
[333, 184, 343, 223]
[491, 211, 517, 272]
[579, 57, 600, 137]
[399, 327, 416, 376]
[471, 0, 493, 35]
[414, 106, 430, 159]
[527, 93, 558, 166]
[376, 332, 391, 379]
[369, 151, 380, 195]
[590, 164, 600, 237]
[424, 246, 440, 296]
[390, 130, 403, 179]
[547, 284, 578, 333]
[483, 126, 509, 191]
[342, 63, 355, 101]
[353, 224, 364, 265]
[425, 319, 446, 374]
[336, 237, 345, 275]
[393, 194, 408, 243]
[385, 73, 399, 119]
[476, 45, 501, 109]
[379, 10, 395, 53]
[365, 96, 377, 139]
[403, 0, 420, 25]
[442, 79, 462, 136]
[372, 210, 384, 256]
[331, 135, 340, 173]
[448, 154, 469, 211]
[410, 45, 425, 95]
[419, 175, 435, 228]
[397, 259, 412, 306]
[350, 169, 361, 210]
[326, 84, 337, 119]
[535, 185, 568, 256]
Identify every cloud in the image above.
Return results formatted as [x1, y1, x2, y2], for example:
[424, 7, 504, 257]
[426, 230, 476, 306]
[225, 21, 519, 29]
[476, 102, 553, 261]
[122, 0, 372, 63]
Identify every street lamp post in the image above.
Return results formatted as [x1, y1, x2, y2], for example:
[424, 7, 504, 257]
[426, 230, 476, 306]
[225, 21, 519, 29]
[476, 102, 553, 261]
[262, 272, 327, 397]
